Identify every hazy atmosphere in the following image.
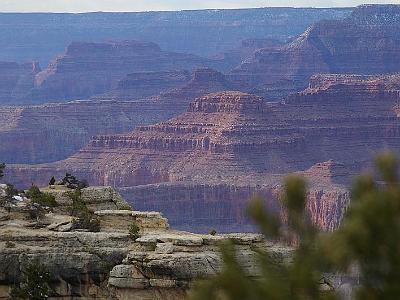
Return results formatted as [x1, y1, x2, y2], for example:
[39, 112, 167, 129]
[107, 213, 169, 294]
[0, 0, 398, 12]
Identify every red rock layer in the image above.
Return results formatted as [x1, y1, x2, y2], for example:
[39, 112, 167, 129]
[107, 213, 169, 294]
[6, 77, 400, 231]
[0, 68, 237, 164]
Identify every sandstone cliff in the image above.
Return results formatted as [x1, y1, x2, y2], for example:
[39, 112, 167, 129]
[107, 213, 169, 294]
[0, 68, 236, 164]
[230, 4, 400, 99]
[0, 8, 351, 66]
[10, 82, 399, 231]
[0, 61, 40, 104]
[0, 184, 296, 299]
[30, 40, 225, 103]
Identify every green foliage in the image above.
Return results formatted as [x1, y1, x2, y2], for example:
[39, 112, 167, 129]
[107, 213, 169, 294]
[25, 185, 57, 208]
[0, 184, 18, 208]
[190, 175, 334, 300]
[128, 222, 140, 240]
[320, 152, 400, 300]
[62, 173, 88, 189]
[10, 259, 51, 300]
[0, 162, 5, 178]
[190, 152, 400, 300]
[68, 189, 100, 232]
[48, 176, 56, 186]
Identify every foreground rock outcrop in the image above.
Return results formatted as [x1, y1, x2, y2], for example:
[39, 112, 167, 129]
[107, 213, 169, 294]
[0, 184, 294, 299]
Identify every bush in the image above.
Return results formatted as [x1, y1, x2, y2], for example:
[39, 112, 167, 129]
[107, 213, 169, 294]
[62, 173, 88, 189]
[209, 229, 217, 236]
[68, 189, 100, 232]
[10, 259, 51, 300]
[48, 176, 56, 186]
[128, 222, 140, 240]
[0, 162, 5, 178]
[190, 152, 400, 300]
[25, 185, 57, 208]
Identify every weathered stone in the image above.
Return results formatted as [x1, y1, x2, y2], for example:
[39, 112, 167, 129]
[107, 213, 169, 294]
[155, 242, 174, 254]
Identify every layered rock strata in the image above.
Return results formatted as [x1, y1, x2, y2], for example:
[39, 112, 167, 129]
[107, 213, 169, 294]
[30, 40, 225, 103]
[0, 184, 296, 299]
[0, 8, 351, 66]
[0, 68, 236, 164]
[230, 4, 400, 99]
[0, 61, 40, 104]
[11, 81, 399, 231]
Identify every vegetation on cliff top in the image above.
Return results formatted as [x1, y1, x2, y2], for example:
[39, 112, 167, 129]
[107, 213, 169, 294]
[191, 152, 400, 300]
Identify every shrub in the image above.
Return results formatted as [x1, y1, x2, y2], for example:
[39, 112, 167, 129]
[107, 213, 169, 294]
[48, 176, 56, 186]
[128, 222, 140, 240]
[190, 153, 400, 300]
[10, 259, 51, 300]
[68, 189, 100, 232]
[209, 229, 217, 236]
[25, 185, 57, 208]
[5, 241, 16, 248]
[0, 162, 5, 178]
[62, 173, 88, 189]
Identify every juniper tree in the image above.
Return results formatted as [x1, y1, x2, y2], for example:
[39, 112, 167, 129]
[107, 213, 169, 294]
[190, 152, 400, 300]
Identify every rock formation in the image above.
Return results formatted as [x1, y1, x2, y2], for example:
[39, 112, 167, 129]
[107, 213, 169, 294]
[0, 61, 40, 104]
[0, 68, 235, 164]
[0, 100, 172, 164]
[94, 70, 191, 101]
[230, 4, 400, 99]
[0, 184, 296, 299]
[0, 8, 351, 66]
[10, 80, 400, 231]
[29, 40, 224, 103]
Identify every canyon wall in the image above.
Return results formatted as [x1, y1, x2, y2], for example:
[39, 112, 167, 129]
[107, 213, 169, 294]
[0, 68, 233, 164]
[28, 40, 225, 103]
[0, 61, 40, 104]
[6, 75, 400, 231]
[0, 8, 350, 66]
[230, 4, 400, 99]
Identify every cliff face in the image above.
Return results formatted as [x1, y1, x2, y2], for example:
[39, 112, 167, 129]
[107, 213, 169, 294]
[94, 70, 191, 101]
[0, 100, 173, 164]
[0, 68, 235, 164]
[30, 40, 223, 103]
[231, 4, 400, 99]
[8, 76, 400, 231]
[0, 8, 351, 66]
[0, 184, 297, 299]
[0, 61, 40, 104]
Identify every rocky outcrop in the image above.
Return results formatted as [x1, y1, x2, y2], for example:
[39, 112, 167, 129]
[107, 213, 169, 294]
[230, 4, 400, 99]
[0, 61, 40, 104]
[29, 40, 223, 103]
[0, 184, 294, 299]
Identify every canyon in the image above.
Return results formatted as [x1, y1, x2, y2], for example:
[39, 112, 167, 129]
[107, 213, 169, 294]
[231, 4, 400, 99]
[2, 4, 400, 234]
[0, 184, 355, 299]
[0, 68, 233, 164]
[7, 70, 400, 231]
[0, 8, 351, 66]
